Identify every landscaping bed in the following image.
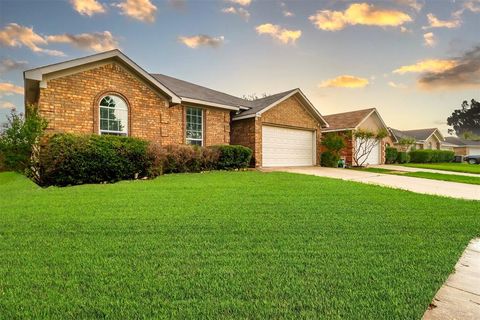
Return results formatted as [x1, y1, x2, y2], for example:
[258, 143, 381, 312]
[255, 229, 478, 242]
[1, 171, 479, 318]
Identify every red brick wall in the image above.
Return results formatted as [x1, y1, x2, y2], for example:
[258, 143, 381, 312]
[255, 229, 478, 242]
[37, 62, 230, 146]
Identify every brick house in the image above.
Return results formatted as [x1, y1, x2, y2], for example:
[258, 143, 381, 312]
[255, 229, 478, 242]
[389, 128, 444, 151]
[24, 50, 329, 167]
[321, 108, 390, 166]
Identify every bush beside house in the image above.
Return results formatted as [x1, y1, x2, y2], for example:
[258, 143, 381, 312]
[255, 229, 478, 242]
[409, 150, 455, 163]
[321, 133, 346, 167]
[385, 147, 398, 164]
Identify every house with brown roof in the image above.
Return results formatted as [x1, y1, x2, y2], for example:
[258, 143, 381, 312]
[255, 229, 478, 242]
[322, 108, 390, 166]
[442, 137, 480, 156]
[24, 49, 329, 167]
[389, 128, 444, 151]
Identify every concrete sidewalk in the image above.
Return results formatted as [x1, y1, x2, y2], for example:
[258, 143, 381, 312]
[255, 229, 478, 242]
[372, 164, 480, 177]
[423, 239, 480, 320]
[262, 167, 480, 200]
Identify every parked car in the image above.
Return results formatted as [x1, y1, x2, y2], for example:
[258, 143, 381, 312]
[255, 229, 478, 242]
[464, 155, 480, 164]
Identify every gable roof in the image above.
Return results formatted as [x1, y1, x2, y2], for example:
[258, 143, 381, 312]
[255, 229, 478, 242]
[390, 128, 444, 142]
[444, 136, 480, 146]
[232, 88, 329, 127]
[24, 49, 182, 104]
[322, 108, 387, 132]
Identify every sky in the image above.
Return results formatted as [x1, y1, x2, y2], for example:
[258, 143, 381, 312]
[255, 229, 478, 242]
[0, 0, 479, 135]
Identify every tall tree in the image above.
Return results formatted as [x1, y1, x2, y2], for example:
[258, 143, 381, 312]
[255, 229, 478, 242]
[447, 99, 480, 136]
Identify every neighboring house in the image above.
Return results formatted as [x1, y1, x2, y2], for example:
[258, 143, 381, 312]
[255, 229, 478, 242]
[442, 137, 480, 156]
[24, 49, 329, 167]
[389, 128, 444, 151]
[322, 108, 389, 166]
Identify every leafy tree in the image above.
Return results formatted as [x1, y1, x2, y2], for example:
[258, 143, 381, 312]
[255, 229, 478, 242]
[459, 131, 480, 141]
[321, 133, 346, 167]
[353, 129, 387, 167]
[0, 106, 47, 180]
[447, 99, 480, 136]
[397, 137, 416, 152]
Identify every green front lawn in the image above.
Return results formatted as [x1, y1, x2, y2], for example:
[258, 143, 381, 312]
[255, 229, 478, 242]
[356, 167, 480, 185]
[1, 171, 479, 319]
[402, 162, 480, 174]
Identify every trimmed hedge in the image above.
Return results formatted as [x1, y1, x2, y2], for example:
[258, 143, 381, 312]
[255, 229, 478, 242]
[409, 149, 454, 163]
[397, 151, 410, 164]
[38, 134, 253, 186]
[39, 134, 158, 186]
[385, 147, 398, 164]
[212, 145, 253, 170]
[321, 151, 339, 167]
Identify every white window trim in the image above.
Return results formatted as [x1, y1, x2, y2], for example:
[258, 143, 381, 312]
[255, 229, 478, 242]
[186, 107, 204, 146]
[99, 95, 129, 136]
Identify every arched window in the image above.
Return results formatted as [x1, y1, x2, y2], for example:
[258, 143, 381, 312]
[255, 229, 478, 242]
[99, 95, 128, 136]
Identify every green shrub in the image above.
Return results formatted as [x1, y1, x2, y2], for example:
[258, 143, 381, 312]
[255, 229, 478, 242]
[397, 151, 410, 164]
[385, 147, 398, 164]
[213, 145, 252, 170]
[39, 134, 156, 186]
[0, 106, 47, 178]
[321, 151, 339, 167]
[163, 145, 220, 173]
[409, 150, 455, 163]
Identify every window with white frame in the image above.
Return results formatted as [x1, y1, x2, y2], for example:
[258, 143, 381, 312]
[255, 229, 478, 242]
[99, 95, 128, 136]
[186, 107, 203, 146]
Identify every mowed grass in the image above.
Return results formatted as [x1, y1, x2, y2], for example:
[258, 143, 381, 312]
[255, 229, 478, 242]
[356, 167, 480, 185]
[402, 162, 480, 174]
[1, 171, 479, 319]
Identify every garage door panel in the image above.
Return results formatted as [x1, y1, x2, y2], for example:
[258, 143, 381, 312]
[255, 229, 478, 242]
[262, 125, 314, 167]
[355, 137, 380, 165]
[468, 148, 480, 155]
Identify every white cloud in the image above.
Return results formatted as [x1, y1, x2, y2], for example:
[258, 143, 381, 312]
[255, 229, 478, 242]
[0, 82, 23, 97]
[255, 23, 301, 44]
[0, 58, 28, 74]
[395, 0, 423, 12]
[113, 0, 157, 23]
[0, 101, 15, 109]
[0, 23, 64, 56]
[388, 81, 407, 89]
[70, 0, 106, 16]
[221, 6, 250, 21]
[309, 3, 412, 31]
[46, 31, 119, 52]
[423, 32, 436, 47]
[178, 35, 225, 48]
[423, 13, 461, 29]
[464, 0, 480, 13]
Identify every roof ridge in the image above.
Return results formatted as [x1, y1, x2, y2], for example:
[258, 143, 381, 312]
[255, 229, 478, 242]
[324, 107, 375, 117]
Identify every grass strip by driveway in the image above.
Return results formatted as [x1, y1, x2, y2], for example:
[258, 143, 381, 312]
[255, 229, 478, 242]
[356, 167, 480, 185]
[1, 171, 479, 319]
[401, 162, 480, 174]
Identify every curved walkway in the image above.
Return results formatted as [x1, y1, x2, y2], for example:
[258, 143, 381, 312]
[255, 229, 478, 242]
[262, 167, 480, 200]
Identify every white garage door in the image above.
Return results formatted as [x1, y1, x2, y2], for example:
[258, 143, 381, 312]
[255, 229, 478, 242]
[355, 138, 380, 165]
[468, 147, 480, 156]
[262, 125, 315, 167]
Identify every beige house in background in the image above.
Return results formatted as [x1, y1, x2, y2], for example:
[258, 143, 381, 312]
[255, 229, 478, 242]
[389, 128, 444, 151]
[442, 137, 480, 156]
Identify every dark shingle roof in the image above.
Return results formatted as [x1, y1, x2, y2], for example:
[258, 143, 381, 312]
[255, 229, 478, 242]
[445, 136, 480, 146]
[390, 128, 439, 141]
[151, 73, 251, 108]
[232, 89, 298, 118]
[322, 108, 375, 131]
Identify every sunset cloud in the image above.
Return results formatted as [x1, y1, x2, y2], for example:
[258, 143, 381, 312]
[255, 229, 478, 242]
[464, 0, 480, 13]
[0, 82, 23, 97]
[0, 58, 28, 74]
[0, 101, 15, 109]
[221, 6, 250, 21]
[47, 31, 119, 52]
[225, 0, 251, 6]
[423, 32, 436, 47]
[418, 45, 480, 90]
[177, 35, 225, 48]
[318, 75, 369, 88]
[113, 0, 157, 23]
[393, 59, 457, 74]
[423, 13, 461, 29]
[0, 23, 64, 56]
[255, 23, 301, 44]
[70, 0, 105, 16]
[395, 0, 423, 12]
[388, 81, 407, 89]
[309, 3, 412, 31]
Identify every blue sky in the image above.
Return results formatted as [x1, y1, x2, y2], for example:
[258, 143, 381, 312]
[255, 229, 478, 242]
[0, 0, 479, 134]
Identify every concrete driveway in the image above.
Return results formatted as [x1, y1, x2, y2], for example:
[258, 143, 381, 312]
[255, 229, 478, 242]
[262, 167, 480, 201]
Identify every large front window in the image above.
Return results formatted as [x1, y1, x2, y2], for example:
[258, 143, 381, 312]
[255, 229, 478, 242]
[186, 107, 203, 146]
[99, 95, 128, 136]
